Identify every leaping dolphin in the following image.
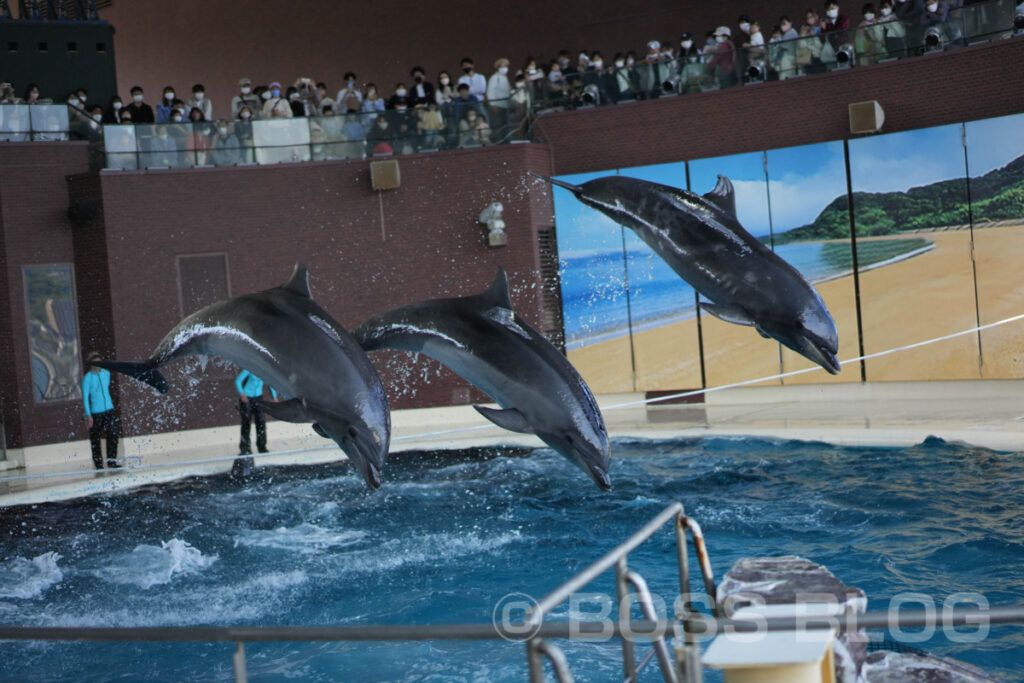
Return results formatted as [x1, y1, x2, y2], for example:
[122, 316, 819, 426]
[533, 173, 840, 374]
[92, 264, 391, 489]
[354, 269, 612, 490]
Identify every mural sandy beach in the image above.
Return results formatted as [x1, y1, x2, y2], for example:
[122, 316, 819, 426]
[569, 226, 1024, 394]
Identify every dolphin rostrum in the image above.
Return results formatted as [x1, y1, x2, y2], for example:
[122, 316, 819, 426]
[92, 264, 391, 489]
[354, 269, 612, 490]
[534, 173, 840, 374]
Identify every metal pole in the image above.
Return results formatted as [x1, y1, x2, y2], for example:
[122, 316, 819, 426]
[526, 639, 545, 683]
[682, 518, 717, 615]
[616, 557, 637, 680]
[625, 571, 678, 683]
[536, 639, 575, 683]
[232, 641, 247, 683]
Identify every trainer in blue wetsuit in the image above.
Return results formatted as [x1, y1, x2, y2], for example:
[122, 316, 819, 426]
[235, 369, 278, 455]
[82, 350, 121, 469]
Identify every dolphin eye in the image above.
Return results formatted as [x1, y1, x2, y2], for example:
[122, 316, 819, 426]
[347, 427, 359, 439]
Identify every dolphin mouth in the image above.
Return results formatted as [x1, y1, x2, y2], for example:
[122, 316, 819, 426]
[818, 347, 841, 375]
[363, 462, 382, 490]
[591, 467, 612, 491]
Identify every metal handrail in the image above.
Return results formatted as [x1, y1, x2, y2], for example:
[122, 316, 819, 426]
[524, 502, 714, 682]
[527, 503, 689, 625]
[527, 638, 574, 683]
[624, 570, 677, 683]
[4, 605, 1024, 643]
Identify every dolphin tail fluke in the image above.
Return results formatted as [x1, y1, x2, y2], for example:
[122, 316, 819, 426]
[262, 397, 313, 423]
[527, 171, 581, 194]
[474, 405, 535, 434]
[92, 360, 169, 394]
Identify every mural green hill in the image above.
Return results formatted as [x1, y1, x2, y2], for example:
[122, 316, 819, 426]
[774, 153, 1024, 244]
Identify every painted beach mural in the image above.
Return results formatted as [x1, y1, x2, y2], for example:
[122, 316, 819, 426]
[554, 112, 1024, 393]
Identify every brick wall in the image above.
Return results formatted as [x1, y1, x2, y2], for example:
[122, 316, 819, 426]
[96, 143, 553, 439]
[0, 142, 91, 448]
[534, 38, 1024, 175]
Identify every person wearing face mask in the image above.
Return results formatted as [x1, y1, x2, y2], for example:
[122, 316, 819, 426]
[773, 16, 800, 79]
[449, 82, 481, 128]
[262, 81, 292, 118]
[919, 0, 957, 43]
[361, 82, 385, 114]
[408, 66, 434, 108]
[335, 72, 363, 114]
[876, 0, 908, 57]
[286, 85, 306, 117]
[583, 50, 615, 104]
[233, 106, 256, 161]
[855, 3, 886, 63]
[707, 26, 738, 88]
[458, 107, 486, 148]
[508, 74, 532, 140]
[387, 82, 413, 111]
[486, 57, 511, 138]
[678, 33, 707, 92]
[521, 57, 546, 101]
[231, 77, 261, 119]
[608, 52, 638, 101]
[155, 86, 177, 123]
[186, 83, 213, 122]
[435, 70, 455, 108]
[457, 57, 487, 101]
[23, 82, 50, 104]
[209, 120, 241, 166]
[366, 115, 394, 156]
[104, 94, 125, 123]
[65, 91, 96, 140]
[822, 1, 852, 60]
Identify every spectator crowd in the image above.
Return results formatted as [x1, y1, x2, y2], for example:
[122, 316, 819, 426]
[0, 0, 1012, 165]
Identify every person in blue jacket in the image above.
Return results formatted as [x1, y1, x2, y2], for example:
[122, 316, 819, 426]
[235, 369, 277, 456]
[82, 351, 120, 469]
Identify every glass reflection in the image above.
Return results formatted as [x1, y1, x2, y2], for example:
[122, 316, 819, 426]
[24, 265, 81, 403]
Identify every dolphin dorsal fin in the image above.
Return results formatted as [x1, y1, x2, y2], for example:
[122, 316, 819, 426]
[702, 175, 737, 219]
[481, 268, 513, 310]
[282, 263, 313, 299]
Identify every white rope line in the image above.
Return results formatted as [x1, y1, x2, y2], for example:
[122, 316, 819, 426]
[606, 311, 1024, 410]
[3, 312, 1022, 487]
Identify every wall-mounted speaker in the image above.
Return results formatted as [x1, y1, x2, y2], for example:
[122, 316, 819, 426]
[849, 100, 885, 135]
[370, 159, 401, 190]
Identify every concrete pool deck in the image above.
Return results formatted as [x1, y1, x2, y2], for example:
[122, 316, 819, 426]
[2, 380, 1023, 507]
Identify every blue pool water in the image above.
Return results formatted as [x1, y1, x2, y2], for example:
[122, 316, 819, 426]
[1, 436, 1022, 681]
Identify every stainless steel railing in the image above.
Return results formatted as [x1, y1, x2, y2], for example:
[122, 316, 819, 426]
[523, 502, 717, 683]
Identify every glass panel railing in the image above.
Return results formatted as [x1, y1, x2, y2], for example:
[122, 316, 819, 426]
[0, 104, 31, 141]
[11, 0, 1018, 171]
[28, 105, 70, 141]
[252, 118, 311, 164]
[102, 123, 138, 170]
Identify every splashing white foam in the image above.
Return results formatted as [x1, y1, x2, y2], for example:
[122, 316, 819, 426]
[95, 539, 217, 590]
[0, 552, 63, 599]
[234, 523, 368, 555]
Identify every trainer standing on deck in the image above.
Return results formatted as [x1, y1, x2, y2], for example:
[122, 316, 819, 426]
[235, 368, 277, 456]
[82, 351, 120, 469]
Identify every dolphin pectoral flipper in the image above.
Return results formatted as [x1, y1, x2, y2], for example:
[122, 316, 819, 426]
[261, 397, 313, 423]
[473, 405, 536, 434]
[700, 302, 756, 326]
[93, 360, 169, 394]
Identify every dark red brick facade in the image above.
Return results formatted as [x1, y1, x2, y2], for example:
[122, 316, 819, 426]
[535, 38, 1024, 175]
[2, 37, 1023, 448]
